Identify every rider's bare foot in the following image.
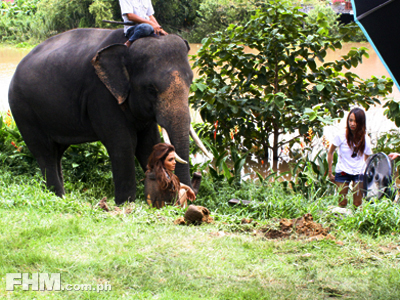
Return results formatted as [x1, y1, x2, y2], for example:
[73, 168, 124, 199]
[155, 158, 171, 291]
[125, 40, 132, 47]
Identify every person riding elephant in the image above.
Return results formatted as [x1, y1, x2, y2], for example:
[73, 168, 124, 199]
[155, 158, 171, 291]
[8, 28, 211, 204]
[119, 0, 168, 47]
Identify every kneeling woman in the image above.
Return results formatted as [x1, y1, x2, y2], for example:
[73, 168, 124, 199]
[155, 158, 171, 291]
[145, 143, 195, 209]
[327, 108, 372, 207]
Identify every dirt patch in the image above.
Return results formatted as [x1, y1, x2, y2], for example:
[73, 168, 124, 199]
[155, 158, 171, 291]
[264, 213, 334, 240]
[96, 197, 133, 215]
[174, 205, 214, 225]
[241, 218, 254, 224]
[98, 197, 110, 212]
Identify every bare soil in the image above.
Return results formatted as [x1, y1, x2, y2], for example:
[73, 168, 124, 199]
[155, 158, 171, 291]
[97, 197, 133, 215]
[263, 213, 334, 240]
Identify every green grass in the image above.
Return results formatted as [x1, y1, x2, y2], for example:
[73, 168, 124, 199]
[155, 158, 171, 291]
[0, 169, 399, 299]
[0, 208, 399, 299]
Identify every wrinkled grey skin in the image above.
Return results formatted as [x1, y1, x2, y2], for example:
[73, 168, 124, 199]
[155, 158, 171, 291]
[8, 28, 193, 204]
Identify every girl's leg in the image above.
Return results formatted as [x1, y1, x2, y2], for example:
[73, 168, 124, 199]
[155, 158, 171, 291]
[177, 188, 188, 208]
[335, 182, 350, 207]
[353, 181, 363, 207]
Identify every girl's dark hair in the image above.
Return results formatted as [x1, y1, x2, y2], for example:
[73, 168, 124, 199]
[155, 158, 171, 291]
[346, 108, 366, 157]
[146, 143, 180, 192]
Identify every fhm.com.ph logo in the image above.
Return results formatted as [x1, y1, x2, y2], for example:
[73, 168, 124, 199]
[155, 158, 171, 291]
[6, 273, 111, 292]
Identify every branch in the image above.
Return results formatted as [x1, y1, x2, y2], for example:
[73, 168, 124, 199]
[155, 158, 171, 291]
[102, 20, 134, 25]
[277, 134, 302, 146]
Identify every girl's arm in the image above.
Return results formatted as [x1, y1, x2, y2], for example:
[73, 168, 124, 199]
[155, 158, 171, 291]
[180, 183, 196, 201]
[327, 144, 337, 182]
[388, 153, 400, 160]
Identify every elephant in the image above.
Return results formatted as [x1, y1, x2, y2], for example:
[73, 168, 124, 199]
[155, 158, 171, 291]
[8, 28, 210, 204]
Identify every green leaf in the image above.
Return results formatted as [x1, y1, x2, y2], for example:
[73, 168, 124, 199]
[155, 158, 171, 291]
[234, 157, 247, 176]
[222, 161, 232, 180]
[195, 83, 208, 92]
[215, 150, 228, 169]
[389, 101, 399, 113]
[274, 95, 285, 109]
[256, 171, 264, 183]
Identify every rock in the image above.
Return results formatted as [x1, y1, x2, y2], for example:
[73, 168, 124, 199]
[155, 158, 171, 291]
[183, 205, 213, 225]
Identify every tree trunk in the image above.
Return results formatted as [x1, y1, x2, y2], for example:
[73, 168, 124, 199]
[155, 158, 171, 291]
[272, 125, 279, 170]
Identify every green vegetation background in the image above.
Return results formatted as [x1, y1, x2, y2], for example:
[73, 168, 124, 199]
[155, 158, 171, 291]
[0, 0, 366, 45]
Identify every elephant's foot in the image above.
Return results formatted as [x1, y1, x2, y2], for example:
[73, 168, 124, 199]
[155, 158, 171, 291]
[191, 172, 202, 195]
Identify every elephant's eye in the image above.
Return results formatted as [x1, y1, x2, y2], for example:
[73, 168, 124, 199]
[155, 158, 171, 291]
[147, 85, 158, 97]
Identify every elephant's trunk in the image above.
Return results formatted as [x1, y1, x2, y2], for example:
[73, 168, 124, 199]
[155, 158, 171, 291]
[156, 70, 192, 186]
[161, 128, 187, 164]
[163, 118, 191, 186]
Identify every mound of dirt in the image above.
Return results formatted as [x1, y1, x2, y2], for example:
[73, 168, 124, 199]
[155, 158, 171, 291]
[173, 217, 186, 225]
[98, 197, 110, 212]
[96, 197, 133, 215]
[264, 213, 334, 240]
[174, 205, 214, 225]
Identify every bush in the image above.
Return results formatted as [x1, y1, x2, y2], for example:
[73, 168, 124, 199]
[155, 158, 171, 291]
[0, 0, 39, 43]
[153, 0, 201, 34]
[188, 0, 254, 43]
[0, 111, 37, 175]
[0, 111, 123, 197]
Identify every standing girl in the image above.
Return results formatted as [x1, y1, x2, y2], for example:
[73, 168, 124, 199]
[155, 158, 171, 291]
[327, 108, 373, 207]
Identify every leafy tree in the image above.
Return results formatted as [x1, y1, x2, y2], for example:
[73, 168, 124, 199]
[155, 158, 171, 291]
[0, 0, 40, 43]
[89, 0, 114, 28]
[36, 0, 94, 32]
[152, 0, 201, 34]
[189, 0, 254, 43]
[190, 0, 393, 166]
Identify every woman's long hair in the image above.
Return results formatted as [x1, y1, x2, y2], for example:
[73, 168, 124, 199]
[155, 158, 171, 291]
[346, 108, 366, 157]
[146, 143, 180, 192]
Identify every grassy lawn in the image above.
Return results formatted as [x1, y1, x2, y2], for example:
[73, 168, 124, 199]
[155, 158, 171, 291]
[0, 174, 399, 299]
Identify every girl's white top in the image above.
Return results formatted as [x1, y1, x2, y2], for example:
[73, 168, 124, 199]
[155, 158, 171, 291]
[333, 131, 373, 175]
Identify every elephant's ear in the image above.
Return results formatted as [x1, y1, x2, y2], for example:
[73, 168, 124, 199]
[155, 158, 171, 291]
[91, 44, 130, 105]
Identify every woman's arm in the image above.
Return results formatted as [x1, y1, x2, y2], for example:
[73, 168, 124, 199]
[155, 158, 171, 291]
[327, 144, 337, 182]
[388, 153, 400, 160]
[180, 183, 196, 201]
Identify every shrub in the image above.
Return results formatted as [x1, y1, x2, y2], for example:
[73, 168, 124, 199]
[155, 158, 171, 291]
[188, 0, 254, 43]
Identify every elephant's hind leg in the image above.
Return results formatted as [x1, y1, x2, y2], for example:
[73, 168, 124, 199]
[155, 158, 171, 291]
[17, 123, 68, 196]
[10, 99, 68, 196]
[35, 143, 69, 197]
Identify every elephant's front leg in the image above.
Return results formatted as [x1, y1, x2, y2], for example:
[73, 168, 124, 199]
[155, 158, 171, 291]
[135, 122, 161, 171]
[100, 128, 138, 205]
[107, 144, 137, 204]
[89, 101, 139, 205]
